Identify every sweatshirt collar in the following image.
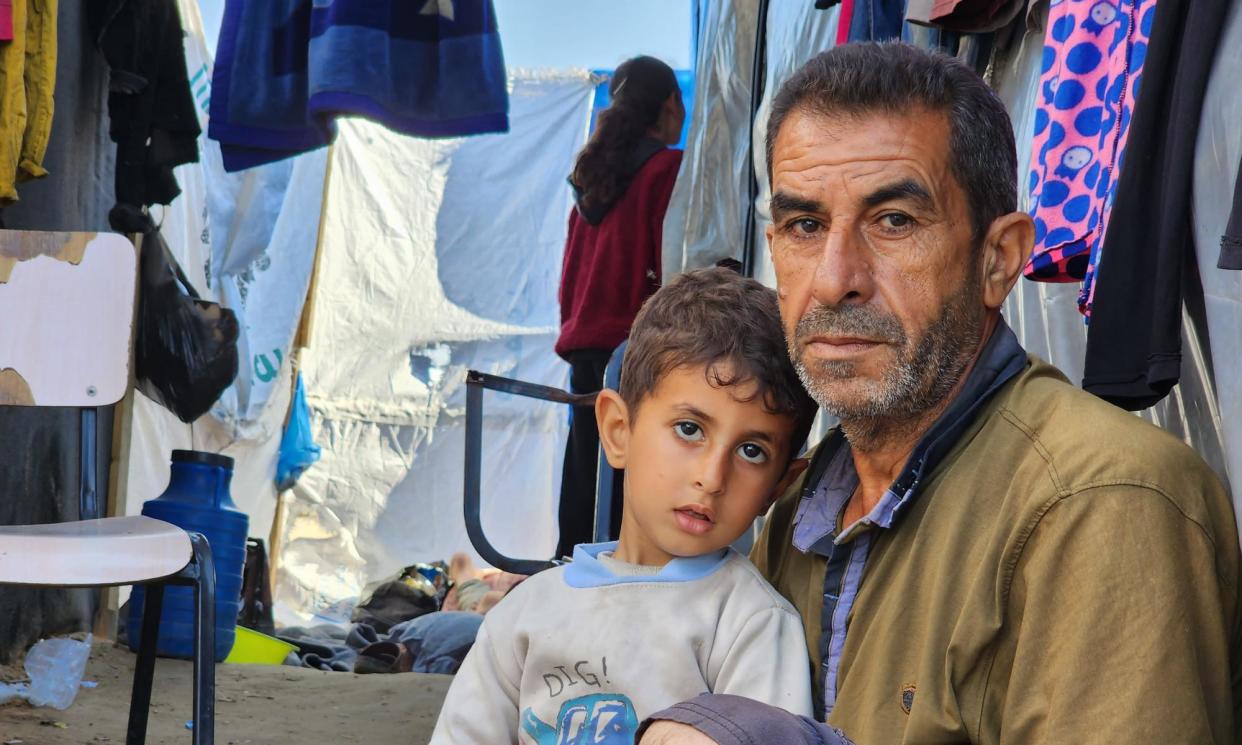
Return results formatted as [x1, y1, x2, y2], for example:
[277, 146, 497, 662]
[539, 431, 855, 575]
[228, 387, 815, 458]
[562, 541, 731, 588]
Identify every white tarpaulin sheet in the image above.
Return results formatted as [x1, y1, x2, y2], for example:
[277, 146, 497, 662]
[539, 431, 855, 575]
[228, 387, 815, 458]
[273, 70, 595, 626]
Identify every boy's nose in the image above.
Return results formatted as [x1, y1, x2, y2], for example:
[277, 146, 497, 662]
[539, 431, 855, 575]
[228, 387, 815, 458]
[693, 448, 728, 496]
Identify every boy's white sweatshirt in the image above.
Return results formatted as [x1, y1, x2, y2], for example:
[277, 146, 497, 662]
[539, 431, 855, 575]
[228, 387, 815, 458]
[431, 542, 813, 744]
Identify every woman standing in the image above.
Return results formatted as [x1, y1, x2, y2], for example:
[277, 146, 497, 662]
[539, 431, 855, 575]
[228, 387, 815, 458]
[555, 56, 685, 558]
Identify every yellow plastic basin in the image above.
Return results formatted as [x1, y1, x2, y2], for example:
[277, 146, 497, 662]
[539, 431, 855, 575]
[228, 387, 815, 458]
[224, 626, 297, 665]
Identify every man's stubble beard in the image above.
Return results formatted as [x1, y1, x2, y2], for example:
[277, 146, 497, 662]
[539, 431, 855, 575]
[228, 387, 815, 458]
[789, 269, 985, 451]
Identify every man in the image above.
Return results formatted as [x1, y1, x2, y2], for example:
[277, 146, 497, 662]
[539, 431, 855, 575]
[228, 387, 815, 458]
[640, 42, 1242, 744]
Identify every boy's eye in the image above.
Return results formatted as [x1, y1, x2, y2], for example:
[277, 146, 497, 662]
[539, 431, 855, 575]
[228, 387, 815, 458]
[736, 442, 768, 464]
[674, 421, 704, 442]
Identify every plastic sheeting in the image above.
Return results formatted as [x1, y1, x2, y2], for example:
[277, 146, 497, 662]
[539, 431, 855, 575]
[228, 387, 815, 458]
[1190, 0, 1242, 531]
[272, 71, 595, 627]
[667, 0, 1239, 533]
[661, 0, 759, 279]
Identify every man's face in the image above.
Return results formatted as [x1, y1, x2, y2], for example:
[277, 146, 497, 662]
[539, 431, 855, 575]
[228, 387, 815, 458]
[766, 108, 987, 426]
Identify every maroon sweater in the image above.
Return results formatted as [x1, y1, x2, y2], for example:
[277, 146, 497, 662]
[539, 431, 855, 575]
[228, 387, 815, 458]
[556, 148, 683, 359]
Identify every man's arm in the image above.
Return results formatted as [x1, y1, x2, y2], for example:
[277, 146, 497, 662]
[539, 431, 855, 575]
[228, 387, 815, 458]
[994, 483, 1239, 743]
[636, 694, 853, 745]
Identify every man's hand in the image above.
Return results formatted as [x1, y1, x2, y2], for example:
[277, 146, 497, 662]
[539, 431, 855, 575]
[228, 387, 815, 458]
[639, 721, 720, 744]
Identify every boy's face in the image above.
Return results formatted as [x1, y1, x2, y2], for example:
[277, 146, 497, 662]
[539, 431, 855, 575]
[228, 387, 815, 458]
[597, 363, 802, 566]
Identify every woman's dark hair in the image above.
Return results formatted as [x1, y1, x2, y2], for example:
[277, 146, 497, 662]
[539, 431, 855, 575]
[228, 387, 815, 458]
[570, 56, 679, 218]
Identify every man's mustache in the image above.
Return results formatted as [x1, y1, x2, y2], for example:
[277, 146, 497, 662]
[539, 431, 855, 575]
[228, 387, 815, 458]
[793, 304, 906, 347]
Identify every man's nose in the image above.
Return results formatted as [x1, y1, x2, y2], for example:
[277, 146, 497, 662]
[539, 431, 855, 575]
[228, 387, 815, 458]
[810, 225, 874, 308]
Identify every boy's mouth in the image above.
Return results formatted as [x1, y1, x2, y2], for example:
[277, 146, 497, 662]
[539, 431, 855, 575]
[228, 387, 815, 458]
[674, 506, 715, 535]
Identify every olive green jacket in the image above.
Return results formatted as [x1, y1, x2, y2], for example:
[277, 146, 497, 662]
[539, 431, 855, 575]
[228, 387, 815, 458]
[753, 357, 1242, 744]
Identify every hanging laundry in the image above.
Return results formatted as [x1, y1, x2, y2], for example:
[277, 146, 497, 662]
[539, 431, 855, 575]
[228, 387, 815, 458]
[0, 0, 56, 205]
[0, 0, 12, 41]
[89, 0, 202, 227]
[1220, 155, 1242, 270]
[905, 0, 1027, 33]
[1024, 0, 1153, 318]
[846, 0, 907, 42]
[208, 0, 510, 173]
[1082, 0, 1231, 410]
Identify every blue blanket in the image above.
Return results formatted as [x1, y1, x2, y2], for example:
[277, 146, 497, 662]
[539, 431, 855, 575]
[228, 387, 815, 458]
[208, 0, 509, 172]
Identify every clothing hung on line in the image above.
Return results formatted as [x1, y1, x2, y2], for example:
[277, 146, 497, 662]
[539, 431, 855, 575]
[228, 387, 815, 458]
[208, 0, 509, 172]
[1082, 0, 1232, 410]
[1220, 154, 1242, 270]
[89, 0, 202, 225]
[430, 543, 813, 745]
[905, 0, 1026, 33]
[0, 0, 56, 205]
[1024, 0, 1154, 318]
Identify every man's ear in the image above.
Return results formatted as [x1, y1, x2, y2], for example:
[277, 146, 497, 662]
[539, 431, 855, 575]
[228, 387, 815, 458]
[980, 211, 1035, 310]
[595, 389, 632, 470]
[768, 457, 809, 507]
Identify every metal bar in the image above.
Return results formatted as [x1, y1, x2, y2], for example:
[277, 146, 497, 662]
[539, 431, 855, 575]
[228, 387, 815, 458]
[463, 376, 558, 576]
[591, 344, 628, 543]
[79, 408, 98, 520]
[741, 0, 772, 278]
[126, 583, 163, 745]
[467, 370, 597, 407]
[189, 533, 216, 745]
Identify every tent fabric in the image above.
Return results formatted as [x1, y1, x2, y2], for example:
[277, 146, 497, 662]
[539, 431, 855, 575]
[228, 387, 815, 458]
[271, 71, 595, 627]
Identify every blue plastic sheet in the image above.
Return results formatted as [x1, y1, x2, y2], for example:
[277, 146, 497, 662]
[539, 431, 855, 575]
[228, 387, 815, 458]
[276, 372, 321, 491]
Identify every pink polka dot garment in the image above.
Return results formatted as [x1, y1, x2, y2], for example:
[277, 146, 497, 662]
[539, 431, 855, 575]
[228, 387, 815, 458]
[1024, 0, 1157, 318]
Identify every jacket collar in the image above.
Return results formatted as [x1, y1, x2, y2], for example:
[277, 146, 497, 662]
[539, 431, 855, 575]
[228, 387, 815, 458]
[794, 318, 1029, 548]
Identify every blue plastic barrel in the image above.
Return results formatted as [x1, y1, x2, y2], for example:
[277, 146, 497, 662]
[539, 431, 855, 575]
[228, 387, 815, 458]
[127, 450, 248, 662]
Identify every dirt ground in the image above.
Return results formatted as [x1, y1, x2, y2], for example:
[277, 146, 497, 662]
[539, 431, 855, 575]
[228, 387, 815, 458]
[0, 641, 451, 744]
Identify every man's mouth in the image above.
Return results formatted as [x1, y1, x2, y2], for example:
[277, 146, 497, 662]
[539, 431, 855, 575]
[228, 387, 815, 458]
[805, 335, 885, 358]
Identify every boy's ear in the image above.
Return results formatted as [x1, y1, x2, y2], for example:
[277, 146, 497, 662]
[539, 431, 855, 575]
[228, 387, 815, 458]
[595, 389, 631, 469]
[768, 457, 809, 506]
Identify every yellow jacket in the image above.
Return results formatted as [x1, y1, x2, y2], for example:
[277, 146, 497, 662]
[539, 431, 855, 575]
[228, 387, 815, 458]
[0, 0, 57, 204]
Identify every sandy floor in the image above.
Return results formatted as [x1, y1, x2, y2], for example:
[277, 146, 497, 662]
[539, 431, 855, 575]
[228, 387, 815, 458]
[0, 642, 451, 744]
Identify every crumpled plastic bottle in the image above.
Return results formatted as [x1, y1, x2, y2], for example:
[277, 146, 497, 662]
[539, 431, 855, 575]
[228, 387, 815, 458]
[0, 635, 92, 710]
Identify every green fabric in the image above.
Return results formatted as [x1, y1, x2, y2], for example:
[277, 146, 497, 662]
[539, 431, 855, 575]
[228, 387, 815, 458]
[753, 356, 1242, 744]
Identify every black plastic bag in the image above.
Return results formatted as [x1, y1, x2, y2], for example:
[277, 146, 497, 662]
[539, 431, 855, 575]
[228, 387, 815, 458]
[135, 227, 240, 422]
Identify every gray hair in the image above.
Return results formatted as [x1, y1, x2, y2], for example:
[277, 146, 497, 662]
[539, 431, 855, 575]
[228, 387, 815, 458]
[766, 42, 1018, 241]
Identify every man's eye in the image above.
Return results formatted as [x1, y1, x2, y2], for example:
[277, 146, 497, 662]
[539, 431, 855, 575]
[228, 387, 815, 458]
[674, 421, 704, 441]
[736, 442, 768, 464]
[879, 213, 914, 230]
[784, 218, 821, 236]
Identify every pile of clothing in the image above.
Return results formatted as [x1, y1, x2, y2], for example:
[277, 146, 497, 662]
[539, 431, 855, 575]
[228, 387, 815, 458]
[278, 554, 524, 675]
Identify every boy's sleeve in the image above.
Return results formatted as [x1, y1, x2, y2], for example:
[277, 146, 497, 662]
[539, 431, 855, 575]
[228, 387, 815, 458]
[711, 606, 814, 718]
[428, 617, 522, 744]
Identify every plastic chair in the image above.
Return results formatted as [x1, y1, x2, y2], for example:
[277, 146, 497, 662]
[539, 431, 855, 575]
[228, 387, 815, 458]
[0, 230, 216, 744]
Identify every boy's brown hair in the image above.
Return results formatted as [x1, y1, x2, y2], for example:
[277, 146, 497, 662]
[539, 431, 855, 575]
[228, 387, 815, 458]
[619, 267, 817, 456]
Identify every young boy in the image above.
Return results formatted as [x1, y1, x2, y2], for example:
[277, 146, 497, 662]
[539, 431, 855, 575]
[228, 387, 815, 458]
[432, 267, 818, 744]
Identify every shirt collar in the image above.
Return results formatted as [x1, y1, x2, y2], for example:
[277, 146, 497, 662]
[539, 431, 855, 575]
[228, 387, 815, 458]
[792, 319, 1028, 552]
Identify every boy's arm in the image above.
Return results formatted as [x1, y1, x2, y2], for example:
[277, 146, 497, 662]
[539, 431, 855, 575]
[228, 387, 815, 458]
[428, 618, 522, 744]
[711, 606, 814, 718]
